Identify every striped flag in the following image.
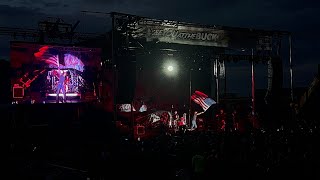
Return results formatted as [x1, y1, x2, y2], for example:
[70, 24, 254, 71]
[34, 46, 59, 67]
[191, 91, 216, 111]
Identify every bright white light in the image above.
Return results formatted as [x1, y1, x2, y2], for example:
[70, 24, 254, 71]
[47, 93, 80, 97]
[163, 59, 178, 76]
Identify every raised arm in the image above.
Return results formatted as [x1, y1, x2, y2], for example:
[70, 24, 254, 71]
[197, 111, 205, 115]
[19, 77, 24, 83]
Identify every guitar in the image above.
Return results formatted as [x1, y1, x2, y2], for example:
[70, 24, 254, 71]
[21, 69, 46, 89]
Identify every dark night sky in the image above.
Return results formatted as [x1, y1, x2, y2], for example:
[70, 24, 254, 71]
[1, 0, 320, 96]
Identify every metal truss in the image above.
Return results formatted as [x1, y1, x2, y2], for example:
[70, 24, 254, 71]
[0, 17, 105, 45]
[111, 12, 289, 58]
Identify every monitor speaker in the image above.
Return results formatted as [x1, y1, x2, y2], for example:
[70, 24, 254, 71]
[134, 125, 145, 135]
[13, 86, 24, 98]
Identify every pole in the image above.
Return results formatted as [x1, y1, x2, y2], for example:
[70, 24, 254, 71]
[251, 49, 255, 115]
[189, 68, 192, 127]
[224, 61, 227, 97]
[289, 35, 293, 102]
[131, 101, 135, 139]
[215, 58, 219, 103]
[111, 13, 117, 122]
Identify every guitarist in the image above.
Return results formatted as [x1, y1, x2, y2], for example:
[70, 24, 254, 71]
[19, 72, 31, 98]
[19, 70, 46, 89]
[19, 72, 30, 88]
[19, 69, 46, 100]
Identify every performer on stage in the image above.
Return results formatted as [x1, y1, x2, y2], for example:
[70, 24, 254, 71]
[232, 109, 239, 131]
[178, 117, 184, 127]
[168, 111, 173, 128]
[178, 113, 187, 132]
[216, 109, 226, 131]
[173, 111, 179, 129]
[64, 71, 70, 92]
[56, 69, 67, 103]
[19, 72, 31, 97]
[182, 113, 187, 126]
[19, 72, 30, 87]
[191, 111, 204, 130]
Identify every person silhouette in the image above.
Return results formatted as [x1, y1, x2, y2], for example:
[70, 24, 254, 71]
[56, 69, 66, 103]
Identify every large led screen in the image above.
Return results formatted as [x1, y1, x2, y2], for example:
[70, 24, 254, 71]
[10, 42, 101, 103]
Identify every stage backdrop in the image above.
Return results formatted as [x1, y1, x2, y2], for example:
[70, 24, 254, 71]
[134, 54, 212, 111]
[10, 42, 101, 101]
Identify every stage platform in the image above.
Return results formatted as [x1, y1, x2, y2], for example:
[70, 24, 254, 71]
[11, 92, 93, 104]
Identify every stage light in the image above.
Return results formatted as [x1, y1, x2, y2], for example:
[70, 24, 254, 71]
[163, 60, 178, 76]
[47, 93, 80, 97]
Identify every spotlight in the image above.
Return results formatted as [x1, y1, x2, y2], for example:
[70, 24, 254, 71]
[167, 65, 174, 71]
[163, 59, 178, 76]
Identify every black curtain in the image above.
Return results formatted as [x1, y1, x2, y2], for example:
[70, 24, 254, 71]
[116, 56, 136, 104]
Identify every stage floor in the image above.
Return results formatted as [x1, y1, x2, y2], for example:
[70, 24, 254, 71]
[11, 94, 98, 104]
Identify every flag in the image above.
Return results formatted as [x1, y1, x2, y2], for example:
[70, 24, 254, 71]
[191, 91, 216, 111]
[34, 46, 59, 67]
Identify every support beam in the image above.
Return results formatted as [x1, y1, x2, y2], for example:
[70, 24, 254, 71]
[289, 35, 294, 102]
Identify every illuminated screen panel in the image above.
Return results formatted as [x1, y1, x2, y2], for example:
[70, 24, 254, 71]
[10, 42, 102, 103]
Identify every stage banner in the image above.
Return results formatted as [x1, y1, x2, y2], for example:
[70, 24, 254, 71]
[132, 20, 229, 47]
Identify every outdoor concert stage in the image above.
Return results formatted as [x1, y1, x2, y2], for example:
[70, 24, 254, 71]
[5, 13, 295, 140]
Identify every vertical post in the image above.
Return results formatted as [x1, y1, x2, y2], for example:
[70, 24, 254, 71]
[131, 101, 135, 138]
[289, 35, 294, 102]
[224, 61, 227, 97]
[189, 68, 192, 127]
[215, 58, 220, 103]
[251, 49, 255, 115]
[111, 13, 117, 122]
